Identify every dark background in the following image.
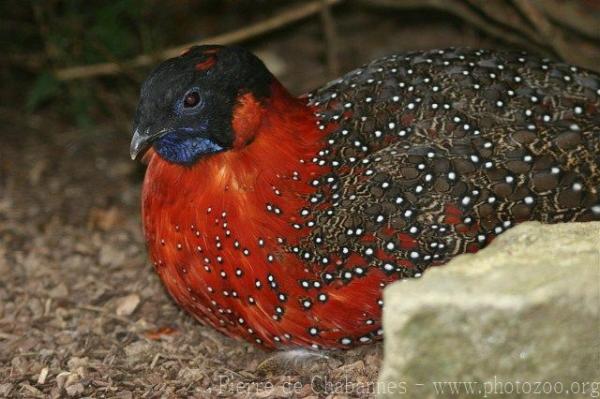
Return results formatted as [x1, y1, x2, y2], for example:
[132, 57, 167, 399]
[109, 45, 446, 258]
[1, 1, 599, 397]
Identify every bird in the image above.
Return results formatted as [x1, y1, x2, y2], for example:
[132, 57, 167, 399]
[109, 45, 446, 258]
[131, 45, 600, 350]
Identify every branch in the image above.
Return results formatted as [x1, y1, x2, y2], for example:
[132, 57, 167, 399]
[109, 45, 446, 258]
[359, 0, 549, 55]
[513, 0, 569, 58]
[359, 0, 600, 72]
[320, 0, 341, 77]
[54, 0, 342, 81]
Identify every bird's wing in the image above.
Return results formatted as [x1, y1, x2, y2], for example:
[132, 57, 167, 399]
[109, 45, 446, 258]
[295, 48, 600, 277]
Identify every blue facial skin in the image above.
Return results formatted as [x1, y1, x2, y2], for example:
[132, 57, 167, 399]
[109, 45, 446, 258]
[152, 89, 225, 164]
[154, 128, 224, 165]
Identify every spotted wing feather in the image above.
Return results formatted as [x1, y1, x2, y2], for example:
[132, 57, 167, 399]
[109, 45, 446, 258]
[298, 48, 600, 277]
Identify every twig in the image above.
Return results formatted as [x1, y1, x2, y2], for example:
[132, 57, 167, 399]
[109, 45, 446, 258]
[463, 0, 544, 46]
[531, 0, 600, 40]
[320, 0, 340, 77]
[0, 331, 19, 340]
[359, 0, 549, 55]
[512, 0, 569, 59]
[54, 0, 342, 81]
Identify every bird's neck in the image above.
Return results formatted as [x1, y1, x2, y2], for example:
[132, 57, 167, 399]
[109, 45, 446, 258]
[144, 80, 327, 194]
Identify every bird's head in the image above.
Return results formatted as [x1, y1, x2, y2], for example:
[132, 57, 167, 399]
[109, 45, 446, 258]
[130, 45, 274, 165]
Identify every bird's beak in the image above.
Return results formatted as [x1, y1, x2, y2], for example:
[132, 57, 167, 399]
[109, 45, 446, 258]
[130, 129, 145, 160]
[130, 127, 163, 161]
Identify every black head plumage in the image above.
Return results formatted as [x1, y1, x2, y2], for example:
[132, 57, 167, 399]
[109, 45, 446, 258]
[131, 45, 273, 164]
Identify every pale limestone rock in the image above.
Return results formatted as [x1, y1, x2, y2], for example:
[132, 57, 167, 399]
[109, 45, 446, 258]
[378, 222, 600, 399]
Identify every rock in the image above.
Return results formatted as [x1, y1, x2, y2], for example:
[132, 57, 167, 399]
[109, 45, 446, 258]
[378, 222, 600, 399]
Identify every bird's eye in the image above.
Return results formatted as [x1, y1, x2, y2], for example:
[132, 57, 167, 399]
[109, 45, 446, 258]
[183, 91, 200, 108]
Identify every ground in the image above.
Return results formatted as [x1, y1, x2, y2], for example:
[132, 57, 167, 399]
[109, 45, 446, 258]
[0, 6, 506, 398]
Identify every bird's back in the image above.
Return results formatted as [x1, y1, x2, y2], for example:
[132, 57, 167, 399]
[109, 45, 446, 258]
[299, 48, 600, 276]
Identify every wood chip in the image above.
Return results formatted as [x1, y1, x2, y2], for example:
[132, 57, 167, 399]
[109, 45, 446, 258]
[37, 367, 49, 385]
[116, 294, 141, 316]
